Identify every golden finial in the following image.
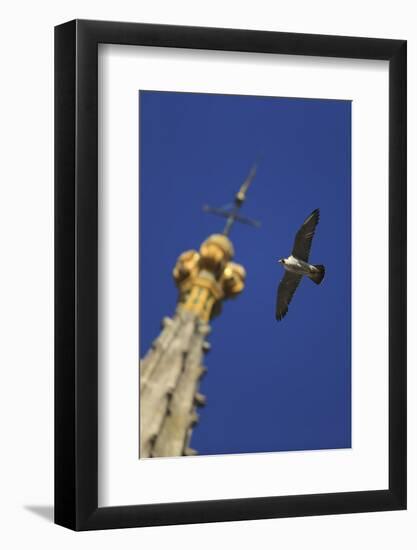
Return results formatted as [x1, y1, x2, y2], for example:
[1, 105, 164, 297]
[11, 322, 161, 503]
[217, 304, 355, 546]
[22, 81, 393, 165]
[173, 163, 260, 321]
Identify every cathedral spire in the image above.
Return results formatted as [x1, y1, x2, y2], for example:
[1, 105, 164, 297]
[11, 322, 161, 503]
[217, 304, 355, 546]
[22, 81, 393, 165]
[140, 164, 259, 458]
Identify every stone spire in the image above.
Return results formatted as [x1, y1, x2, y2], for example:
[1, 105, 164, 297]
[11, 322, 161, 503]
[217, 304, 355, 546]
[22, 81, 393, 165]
[139, 165, 258, 458]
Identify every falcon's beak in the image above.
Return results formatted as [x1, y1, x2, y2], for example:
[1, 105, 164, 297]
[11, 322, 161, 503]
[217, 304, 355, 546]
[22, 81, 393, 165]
[277, 259, 282, 264]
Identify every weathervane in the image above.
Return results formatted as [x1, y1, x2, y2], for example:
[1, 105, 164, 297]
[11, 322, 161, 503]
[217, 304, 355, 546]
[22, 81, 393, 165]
[203, 163, 261, 236]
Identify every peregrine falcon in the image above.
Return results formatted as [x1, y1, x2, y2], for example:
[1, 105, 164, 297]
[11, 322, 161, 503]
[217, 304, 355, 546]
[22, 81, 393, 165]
[276, 209, 325, 321]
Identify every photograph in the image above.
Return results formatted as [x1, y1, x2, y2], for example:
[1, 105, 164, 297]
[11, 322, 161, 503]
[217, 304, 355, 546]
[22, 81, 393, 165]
[0, 1, 409, 542]
[139, 90, 352, 459]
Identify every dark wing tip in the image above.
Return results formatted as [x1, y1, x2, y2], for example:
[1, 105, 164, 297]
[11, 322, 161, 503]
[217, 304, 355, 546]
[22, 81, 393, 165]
[311, 208, 320, 222]
[275, 307, 288, 321]
[301, 208, 320, 228]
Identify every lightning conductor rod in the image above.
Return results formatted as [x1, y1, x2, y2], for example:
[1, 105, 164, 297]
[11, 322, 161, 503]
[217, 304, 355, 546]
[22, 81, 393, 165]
[223, 163, 257, 236]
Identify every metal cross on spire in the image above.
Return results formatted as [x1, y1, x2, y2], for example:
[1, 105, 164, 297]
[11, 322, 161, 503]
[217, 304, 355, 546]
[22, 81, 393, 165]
[202, 163, 261, 237]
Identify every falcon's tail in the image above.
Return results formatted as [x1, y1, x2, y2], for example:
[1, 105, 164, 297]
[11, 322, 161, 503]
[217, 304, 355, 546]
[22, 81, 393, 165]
[309, 265, 325, 285]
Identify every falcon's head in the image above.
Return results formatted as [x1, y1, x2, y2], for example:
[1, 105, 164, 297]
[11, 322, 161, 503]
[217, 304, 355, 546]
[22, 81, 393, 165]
[278, 258, 286, 264]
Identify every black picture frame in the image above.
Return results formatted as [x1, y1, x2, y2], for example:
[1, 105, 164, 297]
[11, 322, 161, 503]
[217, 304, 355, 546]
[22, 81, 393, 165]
[55, 19, 407, 531]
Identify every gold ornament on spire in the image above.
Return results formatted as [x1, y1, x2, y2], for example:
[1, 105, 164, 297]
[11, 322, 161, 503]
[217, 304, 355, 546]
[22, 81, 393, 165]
[172, 163, 259, 321]
[173, 234, 246, 322]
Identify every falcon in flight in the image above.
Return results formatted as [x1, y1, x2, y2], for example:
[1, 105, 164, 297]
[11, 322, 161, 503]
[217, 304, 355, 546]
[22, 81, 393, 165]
[276, 209, 325, 321]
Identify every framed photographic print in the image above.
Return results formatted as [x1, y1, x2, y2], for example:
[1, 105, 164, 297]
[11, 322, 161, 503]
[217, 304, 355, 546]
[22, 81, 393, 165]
[55, 19, 406, 530]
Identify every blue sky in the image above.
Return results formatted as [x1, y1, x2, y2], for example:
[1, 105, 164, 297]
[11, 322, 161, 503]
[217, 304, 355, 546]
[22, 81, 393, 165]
[140, 90, 351, 455]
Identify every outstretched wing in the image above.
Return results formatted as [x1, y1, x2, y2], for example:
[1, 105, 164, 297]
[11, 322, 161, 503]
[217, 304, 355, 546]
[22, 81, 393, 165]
[276, 272, 302, 321]
[291, 208, 320, 262]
